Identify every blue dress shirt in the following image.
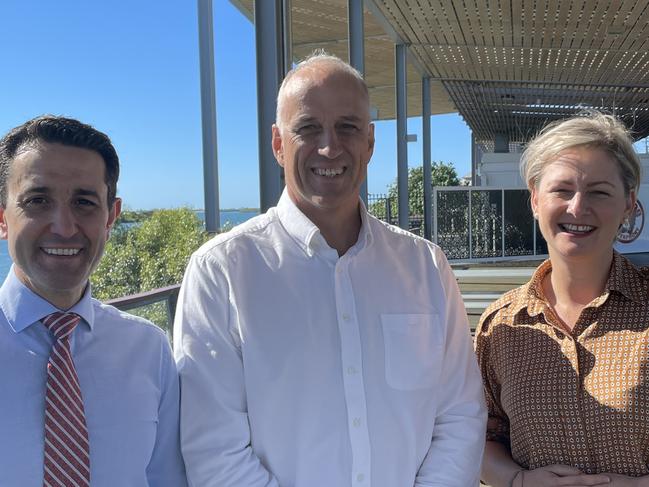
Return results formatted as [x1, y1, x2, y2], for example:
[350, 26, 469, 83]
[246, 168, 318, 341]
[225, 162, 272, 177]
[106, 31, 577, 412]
[0, 268, 187, 486]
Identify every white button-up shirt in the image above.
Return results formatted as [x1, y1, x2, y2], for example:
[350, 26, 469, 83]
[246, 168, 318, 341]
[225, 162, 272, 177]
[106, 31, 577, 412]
[174, 191, 486, 487]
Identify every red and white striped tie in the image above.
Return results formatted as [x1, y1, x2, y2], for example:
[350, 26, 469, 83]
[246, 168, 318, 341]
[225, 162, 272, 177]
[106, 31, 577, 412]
[42, 312, 91, 487]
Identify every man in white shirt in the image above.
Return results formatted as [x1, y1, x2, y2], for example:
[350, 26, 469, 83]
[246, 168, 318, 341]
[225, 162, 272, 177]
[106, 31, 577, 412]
[174, 53, 486, 487]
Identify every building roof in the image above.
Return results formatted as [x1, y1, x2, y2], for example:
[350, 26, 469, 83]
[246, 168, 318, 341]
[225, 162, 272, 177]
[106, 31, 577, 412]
[233, 0, 649, 148]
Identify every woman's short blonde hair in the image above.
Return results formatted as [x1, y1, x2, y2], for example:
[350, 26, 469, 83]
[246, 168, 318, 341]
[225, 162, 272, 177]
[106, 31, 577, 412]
[520, 111, 641, 195]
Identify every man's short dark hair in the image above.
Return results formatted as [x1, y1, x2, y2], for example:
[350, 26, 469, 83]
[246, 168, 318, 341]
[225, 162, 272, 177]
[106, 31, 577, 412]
[0, 115, 120, 207]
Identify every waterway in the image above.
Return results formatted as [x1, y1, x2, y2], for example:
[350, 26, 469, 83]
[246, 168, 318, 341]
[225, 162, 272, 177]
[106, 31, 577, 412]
[0, 209, 258, 282]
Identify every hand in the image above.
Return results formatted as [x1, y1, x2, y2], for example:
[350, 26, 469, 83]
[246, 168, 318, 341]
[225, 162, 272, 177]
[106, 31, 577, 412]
[604, 473, 649, 486]
[520, 464, 611, 487]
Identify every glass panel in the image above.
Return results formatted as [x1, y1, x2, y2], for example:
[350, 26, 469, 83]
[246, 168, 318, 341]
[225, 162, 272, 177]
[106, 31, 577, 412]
[408, 186, 424, 237]
[436, 190, 469, 259]
[126, 302, 170, 333]
[504, 190, 534, 256]
[471, 190, 503, 258]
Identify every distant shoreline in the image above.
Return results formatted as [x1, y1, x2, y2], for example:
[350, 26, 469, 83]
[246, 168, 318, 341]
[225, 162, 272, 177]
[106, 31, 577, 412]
[212, 208, 259, 213]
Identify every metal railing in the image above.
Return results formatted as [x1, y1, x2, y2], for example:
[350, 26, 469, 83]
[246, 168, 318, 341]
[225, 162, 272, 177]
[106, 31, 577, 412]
[433, 186, 547, 261]
[369, 187, 548, 261]
[367, 191, 425, 236]
[106, 187, 544, 335]
[106, 284, 180, 338]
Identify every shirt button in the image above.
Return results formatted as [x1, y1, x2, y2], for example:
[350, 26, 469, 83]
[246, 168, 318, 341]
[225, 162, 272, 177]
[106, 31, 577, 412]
[353, 417, 361, 427]
[356, 473, 364, 482]
[347, 366, 357, 374]
[342, 313, 350, 321]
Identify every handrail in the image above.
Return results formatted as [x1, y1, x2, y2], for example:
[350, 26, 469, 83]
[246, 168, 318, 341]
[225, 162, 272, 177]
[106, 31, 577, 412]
[106, 284, 181, 336]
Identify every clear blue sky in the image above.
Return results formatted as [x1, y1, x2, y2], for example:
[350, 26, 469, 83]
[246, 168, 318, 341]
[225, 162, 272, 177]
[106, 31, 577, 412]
[1, 1, 644, 209]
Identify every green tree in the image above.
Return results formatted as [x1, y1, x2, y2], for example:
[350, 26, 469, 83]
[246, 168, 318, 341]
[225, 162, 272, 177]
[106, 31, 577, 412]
[370, 161, 459, 223]
[92, 208, 211, 329]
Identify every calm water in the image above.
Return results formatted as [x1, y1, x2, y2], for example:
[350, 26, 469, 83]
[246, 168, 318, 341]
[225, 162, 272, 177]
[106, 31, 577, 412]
[0, 209, 258, 283]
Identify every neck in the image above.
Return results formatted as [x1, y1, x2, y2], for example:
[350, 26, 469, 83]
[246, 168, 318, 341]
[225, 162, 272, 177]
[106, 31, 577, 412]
[546, 250, 613, 306]
[14, 268, 85, 311]
[302, 203, 362, 256]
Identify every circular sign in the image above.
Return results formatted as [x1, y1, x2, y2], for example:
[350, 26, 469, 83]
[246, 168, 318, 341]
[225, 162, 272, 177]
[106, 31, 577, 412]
[617, 200, 644, 244]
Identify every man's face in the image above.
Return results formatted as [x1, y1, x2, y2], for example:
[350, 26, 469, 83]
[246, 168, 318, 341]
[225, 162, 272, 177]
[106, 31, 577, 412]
[272, 65, 374, 219]
[0, 142, 120, 309]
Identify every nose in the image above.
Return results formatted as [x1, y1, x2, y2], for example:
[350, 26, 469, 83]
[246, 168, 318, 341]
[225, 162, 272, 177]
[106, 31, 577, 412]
[567, 192, 589, 218]
[317, 127, 343, 159]
[50, 206, 78, 238]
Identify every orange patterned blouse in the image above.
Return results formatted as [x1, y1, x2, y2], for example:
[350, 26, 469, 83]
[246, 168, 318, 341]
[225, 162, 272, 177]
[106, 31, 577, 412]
[475, 252, 649, 476]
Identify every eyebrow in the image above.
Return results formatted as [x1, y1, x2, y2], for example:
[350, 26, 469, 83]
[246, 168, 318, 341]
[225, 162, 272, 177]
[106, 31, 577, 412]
[74, 189, 101, 199]
[20, 186, 49, 195]
[551, 179, 616, 188]
[339, 115, 363, 122]
[293, 116, 318, 125]
[293, 114, 365, 124]
[19, 186, 102, 199]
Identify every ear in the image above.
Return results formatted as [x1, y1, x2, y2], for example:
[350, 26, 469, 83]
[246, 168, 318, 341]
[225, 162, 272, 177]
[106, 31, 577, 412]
[625, 189, 637, 221]
[0, 206, 7, 240]
[271, 124, 285, 168]
[530, 185, 539, 218]
[106, 197, 122, 238]
[365, 123, 375, 164]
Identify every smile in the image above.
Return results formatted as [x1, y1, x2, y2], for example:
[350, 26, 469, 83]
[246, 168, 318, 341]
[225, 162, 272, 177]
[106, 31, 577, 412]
[559, 223, 595, 234]
[313, 167, 345, 177]
[42, 248, 81, 256]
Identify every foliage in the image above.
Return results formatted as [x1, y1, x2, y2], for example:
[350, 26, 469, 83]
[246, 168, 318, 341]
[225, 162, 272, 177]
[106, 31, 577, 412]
[370, 161, 460, 222]
[117, 209, 153, 224]
[91, 208, 211, 329]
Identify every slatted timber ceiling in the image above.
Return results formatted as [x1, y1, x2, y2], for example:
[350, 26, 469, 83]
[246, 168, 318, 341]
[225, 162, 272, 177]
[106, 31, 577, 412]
[374, 0, 649, 144]
[233, 0, 649, 145]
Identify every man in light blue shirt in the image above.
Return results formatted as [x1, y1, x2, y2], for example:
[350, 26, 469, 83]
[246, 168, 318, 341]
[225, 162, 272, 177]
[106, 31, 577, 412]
[0, 115, 187, 486]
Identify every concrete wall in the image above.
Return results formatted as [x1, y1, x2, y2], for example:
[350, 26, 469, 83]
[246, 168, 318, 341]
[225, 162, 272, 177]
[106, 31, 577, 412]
[479, 151, 649, 187]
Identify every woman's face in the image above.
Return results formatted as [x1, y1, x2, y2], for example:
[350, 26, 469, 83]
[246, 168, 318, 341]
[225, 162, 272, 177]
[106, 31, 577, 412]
[531, 146, 635, 264]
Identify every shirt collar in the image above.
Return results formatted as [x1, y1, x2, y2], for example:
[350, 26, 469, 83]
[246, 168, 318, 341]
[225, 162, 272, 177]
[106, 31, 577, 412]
[0, 266, 95, 333]
[520, 251, 647, 316]
[606, 251, 649, 303]
[276, 188, 373, 258]
[516, 259, 551, 317]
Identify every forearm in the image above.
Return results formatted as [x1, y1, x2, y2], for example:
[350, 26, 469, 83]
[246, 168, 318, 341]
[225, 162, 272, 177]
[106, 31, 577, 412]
[480, 441, 522, 487]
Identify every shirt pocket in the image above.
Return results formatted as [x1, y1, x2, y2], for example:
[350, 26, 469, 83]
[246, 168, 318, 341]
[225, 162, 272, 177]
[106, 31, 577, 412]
[381, 313, 443, 390]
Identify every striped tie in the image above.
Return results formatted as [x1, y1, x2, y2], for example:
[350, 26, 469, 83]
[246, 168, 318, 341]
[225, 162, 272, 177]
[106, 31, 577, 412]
[42, 312, 91, 487]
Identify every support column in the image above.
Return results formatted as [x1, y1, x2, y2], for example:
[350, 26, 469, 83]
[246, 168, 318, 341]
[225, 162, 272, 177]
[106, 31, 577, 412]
[282, 0, 292, 74]
[348, 0, 368, 204]
[471, 132, 477, 186]
[422, 77, 432, 240]
[255, 0, 288, 212]
[396, 44, 408, 230]
[197, 0, 220, 232]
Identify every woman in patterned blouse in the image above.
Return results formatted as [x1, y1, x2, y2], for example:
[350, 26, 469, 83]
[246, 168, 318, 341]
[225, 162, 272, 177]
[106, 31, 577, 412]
[476, 111, 649, 487]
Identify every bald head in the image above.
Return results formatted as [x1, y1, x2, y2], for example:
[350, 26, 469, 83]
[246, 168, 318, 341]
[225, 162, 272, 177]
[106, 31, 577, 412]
[276, 53, 370, 131]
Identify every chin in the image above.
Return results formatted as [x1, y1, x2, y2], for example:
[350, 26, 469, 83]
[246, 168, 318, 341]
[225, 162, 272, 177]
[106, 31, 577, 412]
[553, 243, 612, 261]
